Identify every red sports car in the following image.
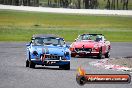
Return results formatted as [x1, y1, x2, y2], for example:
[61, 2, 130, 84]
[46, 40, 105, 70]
[70, 34, 111, 59]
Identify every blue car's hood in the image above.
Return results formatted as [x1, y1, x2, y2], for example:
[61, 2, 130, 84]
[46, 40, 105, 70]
[30, 45, 66, 55]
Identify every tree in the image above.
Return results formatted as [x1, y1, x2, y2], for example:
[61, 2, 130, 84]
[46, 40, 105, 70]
[111, 0, 115, 9]
[121, 0, 128, 10]
[83, 0, 90, 9]
[117, 0, 119, 9]
[77, 0, 81, 9]
[104, 0, 111, 9]
[91, 0, 99, 9]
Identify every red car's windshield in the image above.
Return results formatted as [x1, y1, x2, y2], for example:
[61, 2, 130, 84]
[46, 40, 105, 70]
[77, 34, 103, 42]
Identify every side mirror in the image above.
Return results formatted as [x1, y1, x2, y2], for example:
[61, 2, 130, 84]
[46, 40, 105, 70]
[26, 42, 31, 46]
[64, 41, 66, 44]
[104, 39, 107, 43]
[66, 45, 70, 48]
[26, 44, 30, 46]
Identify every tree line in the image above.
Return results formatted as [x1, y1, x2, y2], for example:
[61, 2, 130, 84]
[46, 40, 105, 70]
[46, 0, 129, 10]
[0, 0, 129, 10]
[0, 0, 39, 6]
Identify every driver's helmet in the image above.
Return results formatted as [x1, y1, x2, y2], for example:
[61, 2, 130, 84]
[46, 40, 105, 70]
[37, 39, 43, 44]
[96, 35, 102, 42]
[83, 35, 90, 40]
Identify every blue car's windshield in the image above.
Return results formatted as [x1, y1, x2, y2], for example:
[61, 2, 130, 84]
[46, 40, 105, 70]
[32, 37, 65, 46]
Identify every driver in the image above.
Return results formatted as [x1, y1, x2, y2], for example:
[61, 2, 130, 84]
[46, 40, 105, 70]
[96, 35, 102, 42]
[37, 39, 43, 45]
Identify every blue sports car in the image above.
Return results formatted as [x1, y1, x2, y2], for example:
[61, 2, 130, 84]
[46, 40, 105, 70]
[26, 34, 71, 70]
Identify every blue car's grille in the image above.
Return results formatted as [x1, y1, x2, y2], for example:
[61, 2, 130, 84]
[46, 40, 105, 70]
[45, 55, 63, 60]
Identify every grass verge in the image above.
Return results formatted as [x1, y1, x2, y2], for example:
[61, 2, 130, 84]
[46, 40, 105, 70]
[0, 10, 132, 42]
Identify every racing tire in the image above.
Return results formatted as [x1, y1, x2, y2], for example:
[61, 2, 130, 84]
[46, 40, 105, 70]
[97, 48, 102, 59]
[71, 53, 76, 57]
[26, 60, 29, 67]
[59, 63, 70, 70]
[77, 76, 87, 86]
[105, 51, 110, 58]
[79, 54, 85, 57]
[29, 61, 35, 68]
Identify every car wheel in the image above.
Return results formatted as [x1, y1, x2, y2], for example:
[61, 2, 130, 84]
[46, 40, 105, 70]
[97, 48, 102, 59]
[65, 63, 70, 70]
[71, 53, 76, 57]
[29, 61, 35, 68]
[59, 65, 64, 69]
[79, 76, 87, 85]
[26, 60, 29, 67]
[105, 51, 110, 58]
[79, 54, 85, 57]
[59, 63, 70, 70]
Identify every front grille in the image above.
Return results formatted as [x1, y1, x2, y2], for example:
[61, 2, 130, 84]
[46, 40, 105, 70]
[75, 48, 92, 52]
[44, 54, 63, 60]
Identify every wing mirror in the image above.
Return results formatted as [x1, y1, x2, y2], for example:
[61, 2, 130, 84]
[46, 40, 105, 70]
[26, 41, 31, 46]
[64, 41, 66, 44]
[104, 39, 107, 43]
[26, 43, 30, 46]
[67, 45, 70, 48]
[65, 44, 70, 48]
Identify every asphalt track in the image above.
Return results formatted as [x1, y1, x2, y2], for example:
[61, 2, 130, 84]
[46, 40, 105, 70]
[0, 42, 132, 88]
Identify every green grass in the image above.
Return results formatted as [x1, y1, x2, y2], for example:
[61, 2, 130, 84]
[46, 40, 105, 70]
[0, 10, 132, 42]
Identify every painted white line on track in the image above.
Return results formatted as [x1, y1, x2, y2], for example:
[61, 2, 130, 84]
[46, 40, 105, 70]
[0, 5, 132, 16]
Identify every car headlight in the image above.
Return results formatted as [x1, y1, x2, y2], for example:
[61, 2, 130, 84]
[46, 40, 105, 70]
[33, 51, 38, 56]
[64, 52, 69, 56]
[94, 44, 98, 49]
[70, 47, 74, 51]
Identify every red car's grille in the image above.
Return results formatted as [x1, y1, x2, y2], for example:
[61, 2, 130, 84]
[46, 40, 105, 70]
[75, 48, 92, 52]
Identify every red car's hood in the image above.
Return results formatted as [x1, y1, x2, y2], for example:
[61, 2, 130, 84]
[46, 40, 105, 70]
[73, 40, 100, 48]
